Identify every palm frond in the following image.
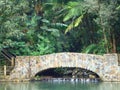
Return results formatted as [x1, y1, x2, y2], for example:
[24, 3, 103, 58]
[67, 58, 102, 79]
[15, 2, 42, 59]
[65, 14, 84, 34]
[63, 1, 83, 22]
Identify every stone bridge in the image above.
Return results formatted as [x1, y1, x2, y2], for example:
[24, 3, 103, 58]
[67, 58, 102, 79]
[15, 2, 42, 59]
[9, 53, 120, 81]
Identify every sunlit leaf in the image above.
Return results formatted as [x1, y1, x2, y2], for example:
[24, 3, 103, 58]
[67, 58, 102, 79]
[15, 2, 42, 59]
[65, 14, 84, 34]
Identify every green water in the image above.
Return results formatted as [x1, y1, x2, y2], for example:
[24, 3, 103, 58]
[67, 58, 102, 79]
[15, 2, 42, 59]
[0, 82, 120, 90]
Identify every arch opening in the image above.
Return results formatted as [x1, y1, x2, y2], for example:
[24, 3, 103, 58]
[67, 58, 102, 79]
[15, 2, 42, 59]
[33, 67, 101, 82]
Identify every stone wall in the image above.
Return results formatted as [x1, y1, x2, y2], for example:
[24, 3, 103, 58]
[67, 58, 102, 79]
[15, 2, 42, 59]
[9, 53, 120, 81]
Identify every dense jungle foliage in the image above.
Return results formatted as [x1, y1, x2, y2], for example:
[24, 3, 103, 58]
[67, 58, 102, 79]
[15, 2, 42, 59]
[0, 0, 120, 56]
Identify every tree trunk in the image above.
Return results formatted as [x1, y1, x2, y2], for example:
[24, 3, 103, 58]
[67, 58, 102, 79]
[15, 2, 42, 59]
[98, 0, 109, 53]
[112, 31, 116, 53]
[102, 28, 109, 53]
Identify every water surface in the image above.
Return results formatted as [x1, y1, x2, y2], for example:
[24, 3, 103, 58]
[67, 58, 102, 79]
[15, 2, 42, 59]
[0, 81, 120, 90]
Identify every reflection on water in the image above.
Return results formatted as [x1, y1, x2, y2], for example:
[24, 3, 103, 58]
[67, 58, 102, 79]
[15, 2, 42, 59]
[0, 81, 120, 90]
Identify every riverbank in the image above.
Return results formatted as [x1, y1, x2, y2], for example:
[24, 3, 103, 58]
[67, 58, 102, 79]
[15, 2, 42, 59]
[0, 79, 30, 82]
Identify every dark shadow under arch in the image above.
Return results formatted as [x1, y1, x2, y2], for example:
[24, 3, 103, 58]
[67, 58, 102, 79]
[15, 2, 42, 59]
[35, 67, 100, 79]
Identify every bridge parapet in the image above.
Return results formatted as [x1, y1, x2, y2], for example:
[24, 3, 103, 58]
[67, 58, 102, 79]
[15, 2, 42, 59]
[9, 53, 120, 81]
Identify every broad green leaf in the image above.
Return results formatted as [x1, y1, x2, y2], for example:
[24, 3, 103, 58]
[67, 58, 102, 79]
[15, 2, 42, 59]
[51, 30, 60, 37]
[41, 19, 50, 23]
[63, 1, 83, 22]
[65, 14, 84, 34]
[82, 44, 97, 53]
[74, 14, 83, 27]
[65, 22, 74, 34]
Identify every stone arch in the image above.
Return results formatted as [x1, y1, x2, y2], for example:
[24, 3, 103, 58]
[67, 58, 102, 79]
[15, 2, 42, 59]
[10, 53, 120, 81]
[29, 53, 103, 79]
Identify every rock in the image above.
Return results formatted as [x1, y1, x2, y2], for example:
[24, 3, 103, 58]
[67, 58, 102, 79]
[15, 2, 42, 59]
[89, 74, 95, 79]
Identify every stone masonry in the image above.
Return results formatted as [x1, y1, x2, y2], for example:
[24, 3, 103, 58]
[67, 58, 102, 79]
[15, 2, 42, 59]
[9, 52, 120, 81]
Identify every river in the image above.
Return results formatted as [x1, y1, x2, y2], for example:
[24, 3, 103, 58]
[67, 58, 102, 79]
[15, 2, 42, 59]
[0, 81, 120, 90]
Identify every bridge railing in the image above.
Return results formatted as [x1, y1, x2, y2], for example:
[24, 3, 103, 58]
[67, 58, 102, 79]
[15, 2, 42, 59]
[0, 65, 14, 78]
[1, 48, 16, 66]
